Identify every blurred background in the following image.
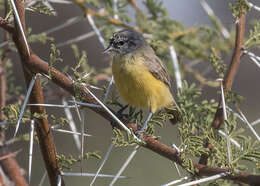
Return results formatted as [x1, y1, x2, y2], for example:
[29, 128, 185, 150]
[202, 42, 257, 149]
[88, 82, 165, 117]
[1, 0, 260, 185]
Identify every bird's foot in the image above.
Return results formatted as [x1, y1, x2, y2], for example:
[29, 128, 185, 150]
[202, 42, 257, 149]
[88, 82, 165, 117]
[110, 104, 129, 127]
[134, 112, 153, 137]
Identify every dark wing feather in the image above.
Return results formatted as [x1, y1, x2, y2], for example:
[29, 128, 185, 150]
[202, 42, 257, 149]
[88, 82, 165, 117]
[142, 48, 171, 88]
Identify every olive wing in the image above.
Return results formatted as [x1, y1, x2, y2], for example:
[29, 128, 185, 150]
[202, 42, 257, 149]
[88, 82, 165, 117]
[142, 51, 171, 88]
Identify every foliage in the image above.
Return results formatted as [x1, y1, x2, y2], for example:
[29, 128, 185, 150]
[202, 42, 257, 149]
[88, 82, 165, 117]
[229, 0, 250, 19]
[27, 2, 56, 16]
[57, 152, 101, 170]
[245, 21, 260, 49]
[209, 48, 226, 78]
[177, 82, 260, 177]
[48, 44, 63, 79]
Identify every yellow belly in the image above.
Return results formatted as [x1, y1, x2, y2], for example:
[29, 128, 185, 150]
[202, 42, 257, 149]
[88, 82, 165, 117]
[112, 54, 173, 113]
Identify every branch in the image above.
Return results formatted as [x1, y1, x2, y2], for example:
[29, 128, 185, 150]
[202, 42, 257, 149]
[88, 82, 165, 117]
[212, 12, 246, 129]
[11, 0, 65, 185]
[0, 145, 28, 186]
[0, 18, 15, 34]
[73, 0, 136, 30]
[199, 11, 246, 165]
[182, 64, 219, 87]
[15, 51, 259, 185]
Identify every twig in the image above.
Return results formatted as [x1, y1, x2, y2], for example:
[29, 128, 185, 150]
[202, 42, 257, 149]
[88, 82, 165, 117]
[0, 147, 28, 186]
[73, 0, 136, 30]
[0, 151, 19, 161]
[0, 18, 14, 34]
[182, 64, 219, 87]
[127, 0, 142, 13]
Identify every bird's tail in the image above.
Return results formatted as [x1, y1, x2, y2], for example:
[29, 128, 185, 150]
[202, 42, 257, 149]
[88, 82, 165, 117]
[165, 99, 180, 125]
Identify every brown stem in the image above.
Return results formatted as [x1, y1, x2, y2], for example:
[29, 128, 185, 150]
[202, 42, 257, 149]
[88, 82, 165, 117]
[212, 13, 246, 129]
[11, 0, 65, 185]
[0, 145, 28, 186]
[199, 12, 246, 165]
[0, 18, 14, 34]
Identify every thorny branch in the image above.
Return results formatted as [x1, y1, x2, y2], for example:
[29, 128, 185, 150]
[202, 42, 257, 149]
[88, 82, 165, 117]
[7, 0, 65, 185]
[199, 11, 246, 166]
[212, 12, 246, 130]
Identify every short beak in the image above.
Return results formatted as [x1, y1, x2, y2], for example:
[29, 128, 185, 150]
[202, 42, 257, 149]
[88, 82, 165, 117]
[103, 44, 113, 54]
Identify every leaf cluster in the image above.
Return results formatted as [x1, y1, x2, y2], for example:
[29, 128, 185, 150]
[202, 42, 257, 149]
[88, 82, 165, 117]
[229, 0, 250, 20]
[57, 152, 101, 170]
[177, 82, 260, 177]
[245, 21, 260, 49]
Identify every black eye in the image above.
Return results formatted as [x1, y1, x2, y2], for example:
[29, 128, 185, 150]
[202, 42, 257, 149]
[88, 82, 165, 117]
[118, 41, 124, 45]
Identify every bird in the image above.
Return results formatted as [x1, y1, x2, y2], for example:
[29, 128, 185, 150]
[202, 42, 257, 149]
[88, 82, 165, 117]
[104, 29, 179, 132]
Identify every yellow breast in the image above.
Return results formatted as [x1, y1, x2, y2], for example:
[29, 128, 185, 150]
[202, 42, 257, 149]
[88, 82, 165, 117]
[112, 53, 173, 113]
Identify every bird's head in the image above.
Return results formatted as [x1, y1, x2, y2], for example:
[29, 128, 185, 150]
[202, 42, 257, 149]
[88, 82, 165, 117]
[103, 29, 146, 55]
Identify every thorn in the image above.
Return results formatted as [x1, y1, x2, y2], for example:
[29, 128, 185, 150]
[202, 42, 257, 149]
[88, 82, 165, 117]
[109, 145, 140, 186]
[28, 119, 35, 184]
[90, 143, 114, 186]
[14, 75, 36, 137]
[10, 0, 30, 55]
[62, 98, 81, 152]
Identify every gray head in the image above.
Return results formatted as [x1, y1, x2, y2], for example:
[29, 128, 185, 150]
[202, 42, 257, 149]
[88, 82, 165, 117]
[104, 29, 147, 55]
